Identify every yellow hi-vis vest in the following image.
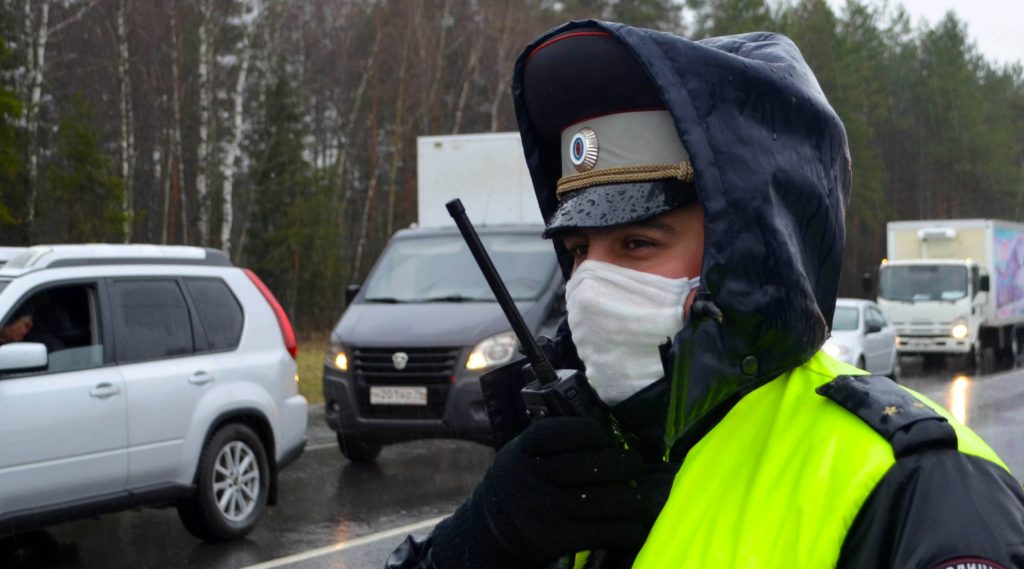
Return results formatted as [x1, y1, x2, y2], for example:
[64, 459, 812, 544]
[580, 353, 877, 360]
[632, 350, 1005, 568]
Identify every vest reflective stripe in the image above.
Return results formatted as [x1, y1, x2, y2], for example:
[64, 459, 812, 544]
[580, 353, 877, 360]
[633, 351, 1004, 568]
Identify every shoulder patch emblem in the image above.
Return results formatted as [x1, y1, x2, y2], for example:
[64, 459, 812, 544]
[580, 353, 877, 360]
[931, 558, 1006, 569]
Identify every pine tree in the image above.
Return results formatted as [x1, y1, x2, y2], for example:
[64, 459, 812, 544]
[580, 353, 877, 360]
[0, 36, 23, 229]
[43, 94, 126, 242]
[241, 65, 330, 326]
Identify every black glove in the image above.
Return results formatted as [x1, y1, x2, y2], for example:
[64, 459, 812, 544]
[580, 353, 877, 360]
[429, 417, 664, 569]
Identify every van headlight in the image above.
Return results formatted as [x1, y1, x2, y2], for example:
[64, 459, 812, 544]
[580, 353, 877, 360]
[466, 331, 518, 371]
[950, 319, 969, 340]
[325, 342, 349, 371]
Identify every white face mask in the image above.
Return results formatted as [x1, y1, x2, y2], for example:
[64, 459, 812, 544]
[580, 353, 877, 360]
[565, 260, 700, 403]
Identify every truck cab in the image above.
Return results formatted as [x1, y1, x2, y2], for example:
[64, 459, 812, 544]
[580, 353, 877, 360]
[876, 219, 1024, 371]
[878, 258, 987, 358]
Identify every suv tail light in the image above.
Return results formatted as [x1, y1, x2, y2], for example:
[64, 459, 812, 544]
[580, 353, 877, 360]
[244, 269, 298, 359]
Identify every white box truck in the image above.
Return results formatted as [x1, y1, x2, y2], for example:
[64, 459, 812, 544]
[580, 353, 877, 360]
[878, 219, 1024, 370]
[322, 132, 565, 462]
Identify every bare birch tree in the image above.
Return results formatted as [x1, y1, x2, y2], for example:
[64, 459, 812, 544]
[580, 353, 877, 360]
[385, 16, 413, 238]
[23, 0, 49, 231]
[169, 0, 186, 244]
[413, 0, 452, 133]
[352, 90, 381, 277]
[220, 0, 258, 256]
[333, 11, 381, 211]
[117, 0, 135, 241]
[451, 30, 482, 135]
[488, 1, 518, 132]
[21, 0, 105, 235]
[195, 0, 213, 245]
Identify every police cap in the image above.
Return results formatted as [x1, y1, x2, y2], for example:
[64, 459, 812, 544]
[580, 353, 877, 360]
[521, 28, 697, 237]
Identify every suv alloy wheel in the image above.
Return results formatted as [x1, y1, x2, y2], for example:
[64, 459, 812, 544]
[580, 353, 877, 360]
[178, 423, 269, 541]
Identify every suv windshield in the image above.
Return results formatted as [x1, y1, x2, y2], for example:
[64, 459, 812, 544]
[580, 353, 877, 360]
[832, 306, 859, 331]
[880, 265, 968, 302]
[0, 280, 8, 295]
[362, 233, 557, 303]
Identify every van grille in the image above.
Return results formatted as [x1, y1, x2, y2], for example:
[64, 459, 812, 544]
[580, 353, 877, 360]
[353, 347, 459, 419]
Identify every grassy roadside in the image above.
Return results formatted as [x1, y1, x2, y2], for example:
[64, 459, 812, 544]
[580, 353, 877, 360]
[296, 331, 329, 405]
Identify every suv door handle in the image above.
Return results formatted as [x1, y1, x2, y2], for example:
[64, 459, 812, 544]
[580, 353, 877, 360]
[188, 371, 215, 386]
[90, 382, 122, 399]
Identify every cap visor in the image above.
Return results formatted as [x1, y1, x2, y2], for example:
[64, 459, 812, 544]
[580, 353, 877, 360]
[543, 179, 696, 238]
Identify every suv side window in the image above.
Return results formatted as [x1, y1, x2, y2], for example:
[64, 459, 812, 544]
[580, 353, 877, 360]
[185, 278, 243, 351]
[112, 280, 194, 362]
[0, 282, 105, 377]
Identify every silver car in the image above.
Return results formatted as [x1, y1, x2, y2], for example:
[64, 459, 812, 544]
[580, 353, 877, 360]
[0, 245, 307, 541]
[824, 298, 900, 380]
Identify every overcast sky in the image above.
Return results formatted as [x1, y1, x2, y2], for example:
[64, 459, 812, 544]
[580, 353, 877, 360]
[824, 0, 1023, 68]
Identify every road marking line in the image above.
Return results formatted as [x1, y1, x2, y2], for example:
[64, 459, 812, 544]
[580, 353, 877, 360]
[306, 442, 335, 452]
[237, 516, 445, 569]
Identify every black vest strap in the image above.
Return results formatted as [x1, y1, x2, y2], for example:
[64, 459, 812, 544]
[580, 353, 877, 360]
[816, 375, 958, 458]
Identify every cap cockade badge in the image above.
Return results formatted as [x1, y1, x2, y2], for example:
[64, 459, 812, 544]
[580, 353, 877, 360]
[569, 127, 599, 173]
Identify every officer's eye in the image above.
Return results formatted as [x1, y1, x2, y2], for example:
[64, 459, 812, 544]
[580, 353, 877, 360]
[624, 238, 656, 251]
[561, 236, 588, 259]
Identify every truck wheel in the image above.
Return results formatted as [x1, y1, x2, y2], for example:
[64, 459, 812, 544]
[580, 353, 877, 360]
[968, 341, 981, 370]
[177, 423, 269, 542]
[976, 345, 996, 375]
[337, 432, 382, 463]
[996, 339, 1016, 370]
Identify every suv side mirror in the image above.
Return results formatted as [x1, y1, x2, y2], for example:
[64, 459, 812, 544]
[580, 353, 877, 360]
[979, 275, 990, 293]
[345, 284, 361, 305]
[0, 342, 48, 372]
[865, 323, 882, 335]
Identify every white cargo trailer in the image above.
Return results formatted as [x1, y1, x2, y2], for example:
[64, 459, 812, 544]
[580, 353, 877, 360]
[878, 219, 1024, 370]
[416, 132, 542, 227]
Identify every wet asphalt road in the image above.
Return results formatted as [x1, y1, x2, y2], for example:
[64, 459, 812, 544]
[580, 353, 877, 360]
[2, 406, 495, 569]
[4, 358, 1024, 569]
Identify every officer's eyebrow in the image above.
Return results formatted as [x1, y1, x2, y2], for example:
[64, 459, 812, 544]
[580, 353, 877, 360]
[625, 217, 678, 235]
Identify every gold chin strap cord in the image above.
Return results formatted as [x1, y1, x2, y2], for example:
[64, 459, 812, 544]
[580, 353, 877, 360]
[555, 161, 695, 199]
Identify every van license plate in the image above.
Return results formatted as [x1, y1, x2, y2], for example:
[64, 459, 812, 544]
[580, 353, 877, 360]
[370, 386, 427, 406]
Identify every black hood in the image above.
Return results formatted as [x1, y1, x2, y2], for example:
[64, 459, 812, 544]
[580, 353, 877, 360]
[512, 21, 852, 451]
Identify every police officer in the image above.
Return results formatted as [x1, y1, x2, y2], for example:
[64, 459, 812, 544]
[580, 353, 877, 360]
[387, 21, 1024, 569]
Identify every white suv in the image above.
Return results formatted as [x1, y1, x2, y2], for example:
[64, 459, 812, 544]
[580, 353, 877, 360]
[0, 244, 307, 541]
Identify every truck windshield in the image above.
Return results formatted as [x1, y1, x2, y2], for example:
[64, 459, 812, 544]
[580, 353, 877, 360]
[879, 265, 968, 302]
[832, 306, 859, 331]
[362, 233, 558, 303]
